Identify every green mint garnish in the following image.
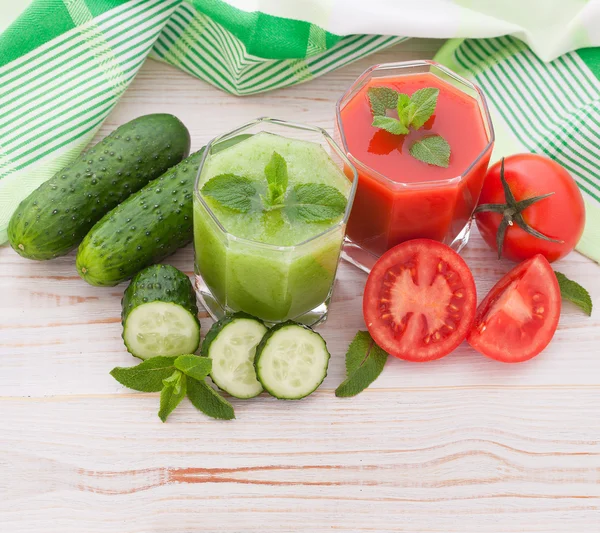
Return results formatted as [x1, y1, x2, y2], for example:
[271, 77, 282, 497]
[372, 116, 408, 136]
[159, 370, 187, 423]
[187, 378, 235, 420]
[368, 86, 438, 132]
[555, 271, 593, 316]
[368, 86, 398, 116]
[174, 354, 212, 381]
[335, 331, 388, 398]
[264, 151, 288, 206]
[110, 356, 178, 392]
[404, 87, 439, 129]
[200, 151, 347, 223]
[285, 183, 348, 223]
[110, 355, 235, 422]
[409, 135, 450, 168]
[396, 93, 412, 127]
[368, 86, 450, 167]
[201, 174, 258, 213]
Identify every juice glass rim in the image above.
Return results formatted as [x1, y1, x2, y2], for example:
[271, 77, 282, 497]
[335, 59, 495, 189]
[193, 117, 359, 252]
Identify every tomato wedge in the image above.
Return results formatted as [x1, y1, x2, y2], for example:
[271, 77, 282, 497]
[467, 255, 560, 363]
[363, 239, 477, 361]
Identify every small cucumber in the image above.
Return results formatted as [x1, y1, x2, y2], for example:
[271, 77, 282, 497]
[201, 313, 267, 399]
[255, 322, 330, 400]
[76, 134, 250, 287]
[122, 264, 200, 360]
[8, 114, 190, 260]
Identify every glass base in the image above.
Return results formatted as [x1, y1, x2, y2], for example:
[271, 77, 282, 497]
[341, 220, 473, 274]
[448, 219, 473, 255]
[194, 275, 331, 328]
[340, 239, 379, 274]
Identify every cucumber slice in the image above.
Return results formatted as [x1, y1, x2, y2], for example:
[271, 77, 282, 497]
[123, 302, 200, 359]
[255, 322, 330, 400]
[121, 264, 200, 359]
[202, 313, 267, 399]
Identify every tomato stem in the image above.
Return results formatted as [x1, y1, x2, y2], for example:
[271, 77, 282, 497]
[474, 158, 564, 259]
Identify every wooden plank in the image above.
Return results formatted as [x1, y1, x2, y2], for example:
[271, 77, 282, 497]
[1, 391, 599, 532]
[1, 234, 599, 396]
[1, 38, 599, 532]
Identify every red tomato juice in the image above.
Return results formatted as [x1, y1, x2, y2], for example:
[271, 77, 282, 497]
[339, 72, 492, 256]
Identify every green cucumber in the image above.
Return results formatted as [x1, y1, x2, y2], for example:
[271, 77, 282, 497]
[122, 264, 200, 360]
[201, 313, 268, 399]
[76, 134, 250, 287]
[255, 322, 330, 400]
[8, 114, 190, 260]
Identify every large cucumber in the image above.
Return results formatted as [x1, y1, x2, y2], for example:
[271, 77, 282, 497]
[122, 264, 200, 360]
[76, 134, 250, 287]
[8, 114, 190, 260]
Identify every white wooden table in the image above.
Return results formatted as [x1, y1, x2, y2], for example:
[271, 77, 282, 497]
[1, 40, 599, 533]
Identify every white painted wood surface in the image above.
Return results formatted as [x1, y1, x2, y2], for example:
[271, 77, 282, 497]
[1, 39, 599, 532]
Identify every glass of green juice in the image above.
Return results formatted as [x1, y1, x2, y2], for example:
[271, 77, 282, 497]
[193, 118, 358, 326]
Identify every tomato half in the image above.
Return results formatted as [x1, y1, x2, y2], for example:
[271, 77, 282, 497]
[475, 154, 585, 263]
[467, 255, 560, 363]
[363, 239, 477, 361]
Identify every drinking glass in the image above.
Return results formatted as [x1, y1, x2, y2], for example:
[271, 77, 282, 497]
[194, 118, 358, 326]
[335, 60, 495, 272]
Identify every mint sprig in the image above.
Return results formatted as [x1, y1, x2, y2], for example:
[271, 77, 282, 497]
[285, 183, 348, 223]
[335, 331, 388, 397]
[405, 87, 439, 129]
[187, 378, 235, 420]
[409, 135, 450, 168]
[264, 151, 288, 206]
[110, 354, 234, 422]
[159, 370, 187, 422]
[174, 354, 212, 381]
[367, 86, 450, 167]
[372, 116, 408, 135]
[368, 86, 399, 116]
[555, 271, 593, 316]
[200, 151, 347, 223]
[201, 174, 258, 213]
[110, 356, 178, 392]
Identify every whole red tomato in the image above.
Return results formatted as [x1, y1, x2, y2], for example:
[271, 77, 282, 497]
[475, 154, 585, 263]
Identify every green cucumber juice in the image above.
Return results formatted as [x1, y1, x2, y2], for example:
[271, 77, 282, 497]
[193, 132, 351, 322]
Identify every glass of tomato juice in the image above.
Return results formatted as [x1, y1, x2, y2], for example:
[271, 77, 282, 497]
[335, 60, 495, 272]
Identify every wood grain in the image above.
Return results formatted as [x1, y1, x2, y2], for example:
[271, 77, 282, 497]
[1, 39, 599, 532]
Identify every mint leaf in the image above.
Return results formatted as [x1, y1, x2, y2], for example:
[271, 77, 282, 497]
[201, 173, 258, 212]
[174, 355, 212, 381]
[158, 370, 187, 422]
[368, 87, 398, 116]
[284, 183, 347, 223]
[409, 135, 450, 167]
[555, 271, 593, 316]
[396, 93, 412, 127]
[110, 356, 177, 392]
[187, 378, 235, 420]
[405, 87, 439, 129]
[335, 331, 388, 398]
[397, 93, 411, 110]
[264, 151, 288, 205]
[371, 116, 409, 135]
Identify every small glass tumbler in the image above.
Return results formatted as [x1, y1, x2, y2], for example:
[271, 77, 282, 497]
[193, 118, 358, 326]
[335, 60, 495, 272]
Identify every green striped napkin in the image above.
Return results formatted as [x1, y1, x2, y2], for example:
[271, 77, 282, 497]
[435, 38, 600, 262]
[1, 0, 598, 263]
